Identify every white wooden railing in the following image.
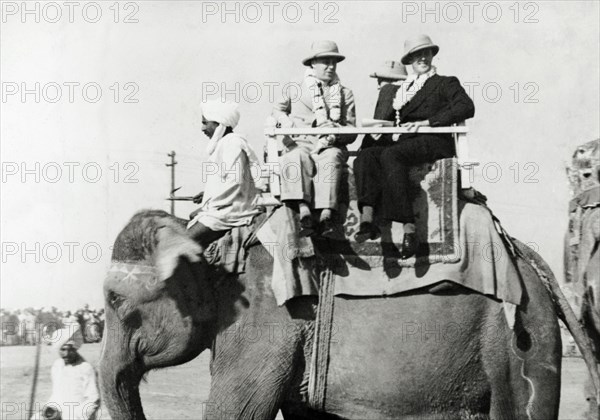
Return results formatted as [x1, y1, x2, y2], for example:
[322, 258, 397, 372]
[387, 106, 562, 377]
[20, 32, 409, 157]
[263, 126, 470, 136]
[263, 123, 478, 201]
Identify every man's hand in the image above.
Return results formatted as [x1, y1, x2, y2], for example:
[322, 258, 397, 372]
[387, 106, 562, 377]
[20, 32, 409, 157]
[371, 123, 383, 141]
[278, 116, 295, 129]
[318, 120, 341, 129]
[314, 121, 340, 150]
[189, 208, 201, 220]
[401, 120, 430, 132]
[317, 136, 331, 149]
[41, 405, 60, 419]
[192, 192, 204, 204]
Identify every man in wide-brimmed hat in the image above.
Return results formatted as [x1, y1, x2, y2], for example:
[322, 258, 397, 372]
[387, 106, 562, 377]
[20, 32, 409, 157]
[354, 35, 475, 258]
[272, 40, 356, 238]
[370, 60, 408, 89]
[354, 60, 409, 232]
[33, 325, 99, 419]
[355, 60, 408, 156]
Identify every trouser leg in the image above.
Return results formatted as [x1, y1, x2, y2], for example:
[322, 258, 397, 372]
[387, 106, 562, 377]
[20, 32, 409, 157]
[380, 146, 412, 222]
[380, 135, 454, 223]
[188, 222, 227, 249]
[312, 147, 346, 211]
[279, 146, 314, 204]
[354, 145, 387, 211]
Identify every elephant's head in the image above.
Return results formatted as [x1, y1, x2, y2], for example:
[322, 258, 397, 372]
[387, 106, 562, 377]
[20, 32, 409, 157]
[99, 210, 216, 419]
[566, 138, 600, 196]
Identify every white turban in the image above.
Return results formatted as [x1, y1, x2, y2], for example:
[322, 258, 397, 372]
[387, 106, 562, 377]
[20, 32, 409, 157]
[202, 100, 241, 155]
[50, 324, 84, 352]
[202, 100, 240, 129]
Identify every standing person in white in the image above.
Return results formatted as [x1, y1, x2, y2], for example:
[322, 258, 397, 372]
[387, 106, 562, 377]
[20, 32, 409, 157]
[32, 325, 99, 420]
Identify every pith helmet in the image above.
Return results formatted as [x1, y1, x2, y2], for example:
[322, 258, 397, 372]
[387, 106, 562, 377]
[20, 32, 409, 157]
[370, 61, 408, 80]
[302, 40, 346, 66]
[401, 34, 439, 65]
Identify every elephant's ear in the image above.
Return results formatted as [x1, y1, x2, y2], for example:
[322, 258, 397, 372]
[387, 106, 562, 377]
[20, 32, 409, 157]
[153, 221, 203, 282]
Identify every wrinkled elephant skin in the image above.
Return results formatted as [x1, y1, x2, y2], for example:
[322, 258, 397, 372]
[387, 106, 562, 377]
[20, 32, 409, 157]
[100, 211, 561, 420]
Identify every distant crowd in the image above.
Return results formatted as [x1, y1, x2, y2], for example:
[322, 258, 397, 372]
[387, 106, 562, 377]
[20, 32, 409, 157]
[0, 305, 105, 346]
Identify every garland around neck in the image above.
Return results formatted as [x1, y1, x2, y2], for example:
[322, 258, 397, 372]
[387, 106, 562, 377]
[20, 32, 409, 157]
[304, 68, 342, 126]
[392, 66, 437, 114]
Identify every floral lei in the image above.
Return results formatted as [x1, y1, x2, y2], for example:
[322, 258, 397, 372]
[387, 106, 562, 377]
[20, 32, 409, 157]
[304, 68, 342, 125]
[392, 66, 437, 126]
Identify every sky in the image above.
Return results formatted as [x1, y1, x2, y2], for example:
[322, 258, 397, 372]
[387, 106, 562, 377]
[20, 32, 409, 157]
[1, 0, 599, 310]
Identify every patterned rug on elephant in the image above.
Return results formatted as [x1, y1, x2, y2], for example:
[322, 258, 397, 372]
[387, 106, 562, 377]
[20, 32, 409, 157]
[316, 157, 460, 268]
[328, 201, 522, 308]
[258, 200, 522, 306]
[257, 156, 521, 309]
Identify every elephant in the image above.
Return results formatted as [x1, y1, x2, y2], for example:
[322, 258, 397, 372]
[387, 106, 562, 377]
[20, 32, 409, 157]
[564, 139, 600, 418]
[574, 206, 600, 336]
[99, 208, 591, 420]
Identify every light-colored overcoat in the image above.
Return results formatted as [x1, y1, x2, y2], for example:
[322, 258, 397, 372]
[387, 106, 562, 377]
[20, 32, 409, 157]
[272, 77, 356, 209]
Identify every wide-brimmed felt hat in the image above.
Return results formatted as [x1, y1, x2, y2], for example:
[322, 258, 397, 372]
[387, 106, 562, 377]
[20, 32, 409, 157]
[302, 40, 346, 66]
[401, 34, 439, 65]
[369, 61, 408, 80]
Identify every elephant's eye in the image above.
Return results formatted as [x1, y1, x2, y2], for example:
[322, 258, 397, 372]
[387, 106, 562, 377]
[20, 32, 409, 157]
[108, 291, 124, 309]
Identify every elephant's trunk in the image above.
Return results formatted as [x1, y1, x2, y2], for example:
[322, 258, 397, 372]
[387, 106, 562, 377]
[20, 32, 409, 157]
[99, 333, 147, 420]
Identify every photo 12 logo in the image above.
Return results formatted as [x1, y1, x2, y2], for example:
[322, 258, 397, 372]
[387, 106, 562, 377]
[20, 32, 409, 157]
[2, 82, 140, 104]
[200, 1, 340, 24]
[2, 401, 101, 420]
[2, 161, 140, 184]
[1, 1, 140, 24]
[400, 1, 540, 24]
[201, 80, 335, 104]
[1, 241, 105, 264]
[470, 162, 540, 185]
[462, 81, 540, 105]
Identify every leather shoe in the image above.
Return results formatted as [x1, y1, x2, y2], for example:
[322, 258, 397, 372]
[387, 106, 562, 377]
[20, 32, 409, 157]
[299, 215, 315, 237]
[319, 218, 337, 239]
[400, 232, 418, 259]
[354, 222, 381, 243]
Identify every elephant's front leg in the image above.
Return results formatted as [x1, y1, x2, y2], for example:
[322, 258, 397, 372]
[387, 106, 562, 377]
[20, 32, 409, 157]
[205, 335, 302, 420]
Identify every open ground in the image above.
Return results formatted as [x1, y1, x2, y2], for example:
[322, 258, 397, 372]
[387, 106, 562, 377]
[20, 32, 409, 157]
[0, 343, 589, 419]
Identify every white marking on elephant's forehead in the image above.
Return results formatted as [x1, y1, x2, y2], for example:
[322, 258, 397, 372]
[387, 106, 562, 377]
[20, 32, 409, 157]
[108, 262, 158, 283]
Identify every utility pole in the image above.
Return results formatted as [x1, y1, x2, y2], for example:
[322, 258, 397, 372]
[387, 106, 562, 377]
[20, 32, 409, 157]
[166, 151, 177, 215]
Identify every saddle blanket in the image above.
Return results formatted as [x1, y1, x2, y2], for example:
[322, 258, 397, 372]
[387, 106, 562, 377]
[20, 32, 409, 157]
[257, 201, 522, 311]
[330, 202, 522, 308]
[330, 157, 460, 267]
